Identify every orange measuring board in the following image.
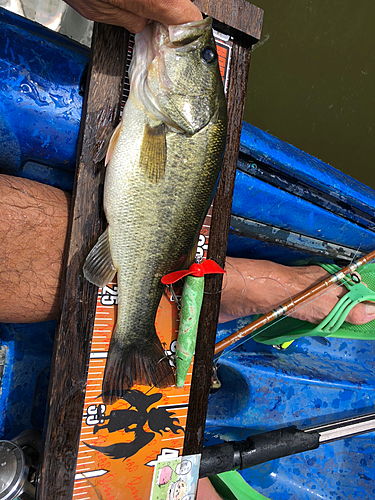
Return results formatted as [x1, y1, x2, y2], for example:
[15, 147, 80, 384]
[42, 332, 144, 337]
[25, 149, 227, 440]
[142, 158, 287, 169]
[72, 31, 233, 500]
[72, 286, 190, 500]
[73, 213, 211, 500]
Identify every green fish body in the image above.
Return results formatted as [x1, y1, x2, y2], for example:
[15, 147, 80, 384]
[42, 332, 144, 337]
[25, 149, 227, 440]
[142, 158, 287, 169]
[83, 17, 227, 404]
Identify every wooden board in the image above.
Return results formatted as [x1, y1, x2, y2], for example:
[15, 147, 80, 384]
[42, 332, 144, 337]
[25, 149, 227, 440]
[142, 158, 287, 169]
[36, 23, 128, 500]
[36, 5, 263, 499]
[71, 31, 234, 500]
[184, 37, 255, 456]
[71, 209, 214, 500]
[195, 0, 263, 41]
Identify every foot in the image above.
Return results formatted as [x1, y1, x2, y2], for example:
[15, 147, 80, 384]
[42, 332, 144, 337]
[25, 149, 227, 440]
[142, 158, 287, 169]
[219, 257, 375, 325]
[196, 478, 223, 500]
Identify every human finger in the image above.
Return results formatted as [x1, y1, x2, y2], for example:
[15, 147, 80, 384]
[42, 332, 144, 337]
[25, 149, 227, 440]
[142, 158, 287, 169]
[64, 0, 148, 33]
[108, 0, 203, 26]
[196, 478, 223, 500]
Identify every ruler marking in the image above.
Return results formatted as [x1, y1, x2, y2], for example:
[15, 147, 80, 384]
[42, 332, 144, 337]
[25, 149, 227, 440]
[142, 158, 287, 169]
[75, 462, 95, 467]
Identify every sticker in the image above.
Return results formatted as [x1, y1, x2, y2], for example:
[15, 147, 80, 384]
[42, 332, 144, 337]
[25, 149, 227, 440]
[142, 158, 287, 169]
[149, 454, 201, 500]
[214, 32, 233, 96]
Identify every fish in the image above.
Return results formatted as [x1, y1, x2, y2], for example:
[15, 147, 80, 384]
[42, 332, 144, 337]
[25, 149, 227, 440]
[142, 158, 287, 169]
[83, 16, 227, 404]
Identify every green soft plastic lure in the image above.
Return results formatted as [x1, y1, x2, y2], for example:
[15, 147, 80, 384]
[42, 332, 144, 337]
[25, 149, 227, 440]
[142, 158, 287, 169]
[176, 274, 205, 386]
[162, 259, 225, 387]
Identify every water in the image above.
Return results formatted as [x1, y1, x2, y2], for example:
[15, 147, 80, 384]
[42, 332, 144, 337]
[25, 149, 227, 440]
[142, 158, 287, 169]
[244, 0, 374, 189]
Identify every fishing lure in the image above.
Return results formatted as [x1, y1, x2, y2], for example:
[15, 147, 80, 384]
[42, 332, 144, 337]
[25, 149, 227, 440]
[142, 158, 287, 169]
[162, 259, 225, 387]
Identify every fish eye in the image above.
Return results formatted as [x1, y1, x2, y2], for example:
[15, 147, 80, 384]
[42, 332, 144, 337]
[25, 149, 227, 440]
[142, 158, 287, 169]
[200, 46, 217, 64]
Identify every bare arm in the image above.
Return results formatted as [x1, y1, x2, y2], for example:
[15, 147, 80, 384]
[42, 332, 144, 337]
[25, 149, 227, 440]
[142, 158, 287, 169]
[63, 0, 202, 33]
[0, 174, 70, 323]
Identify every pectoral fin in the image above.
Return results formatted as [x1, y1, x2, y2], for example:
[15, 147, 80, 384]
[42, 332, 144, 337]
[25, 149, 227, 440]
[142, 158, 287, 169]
[139, 123, 166, 183]
[83, 228, 116, 287]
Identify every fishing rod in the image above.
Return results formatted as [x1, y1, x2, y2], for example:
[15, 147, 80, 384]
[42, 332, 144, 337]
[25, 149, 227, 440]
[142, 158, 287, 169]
[199, 409, 375, 477]
[214, 247, 375, 357]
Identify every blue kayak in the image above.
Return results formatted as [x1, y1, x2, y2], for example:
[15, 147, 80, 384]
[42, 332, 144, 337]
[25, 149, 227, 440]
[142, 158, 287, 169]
[206, 110, 375, 500]
[206, 120, 375, 500]
[1, 7, 375, 499]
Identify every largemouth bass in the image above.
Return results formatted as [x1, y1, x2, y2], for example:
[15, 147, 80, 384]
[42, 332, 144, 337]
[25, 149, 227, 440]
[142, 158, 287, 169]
[84, 17, 227, 404]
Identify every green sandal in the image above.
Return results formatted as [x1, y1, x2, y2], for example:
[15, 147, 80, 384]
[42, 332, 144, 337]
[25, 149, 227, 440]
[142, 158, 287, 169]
[252, 263, 375, 346]
[209, 471, 271, 500]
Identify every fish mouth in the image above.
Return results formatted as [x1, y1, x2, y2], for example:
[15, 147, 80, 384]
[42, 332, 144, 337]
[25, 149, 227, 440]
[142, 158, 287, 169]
[130, 17, 216, 133]
[168, 17, 213, 47]
[130, 23, 171, 125]
[157, 18, 214, 100]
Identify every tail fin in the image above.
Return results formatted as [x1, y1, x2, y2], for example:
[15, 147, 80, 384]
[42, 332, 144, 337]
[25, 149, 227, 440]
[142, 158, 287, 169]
[102, 333, 175, 404]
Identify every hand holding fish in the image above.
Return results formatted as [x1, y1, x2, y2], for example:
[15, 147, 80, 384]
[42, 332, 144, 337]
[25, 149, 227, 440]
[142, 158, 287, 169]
[64, 0, 202, 33]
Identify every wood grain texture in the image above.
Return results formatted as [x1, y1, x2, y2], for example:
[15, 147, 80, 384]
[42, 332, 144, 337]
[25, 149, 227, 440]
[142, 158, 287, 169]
[36, 23, 128, 500]
[194, 0, 263, 41]
[183, 40, 254, 456]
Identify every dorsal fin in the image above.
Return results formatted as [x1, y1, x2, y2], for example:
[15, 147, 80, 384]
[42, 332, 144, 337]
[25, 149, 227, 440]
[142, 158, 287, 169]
[105, 122, 123, 166]
[93, 122, 123, 165]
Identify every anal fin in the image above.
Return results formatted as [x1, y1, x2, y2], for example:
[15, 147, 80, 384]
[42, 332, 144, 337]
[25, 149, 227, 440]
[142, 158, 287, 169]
[187, 232, 200, 267]
[83, 228, 116, 287]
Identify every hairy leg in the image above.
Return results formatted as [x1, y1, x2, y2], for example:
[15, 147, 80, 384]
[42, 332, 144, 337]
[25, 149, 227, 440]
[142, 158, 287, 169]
[2, 175, 374, 327]
[0, 174, 70, 323]
[219, 256, 375, 325]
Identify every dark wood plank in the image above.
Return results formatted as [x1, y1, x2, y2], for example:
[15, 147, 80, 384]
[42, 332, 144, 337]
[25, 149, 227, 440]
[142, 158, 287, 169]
[183, 39, 256, 456]
[36, 23, 128, 500]
[195, 0, 263, 42]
